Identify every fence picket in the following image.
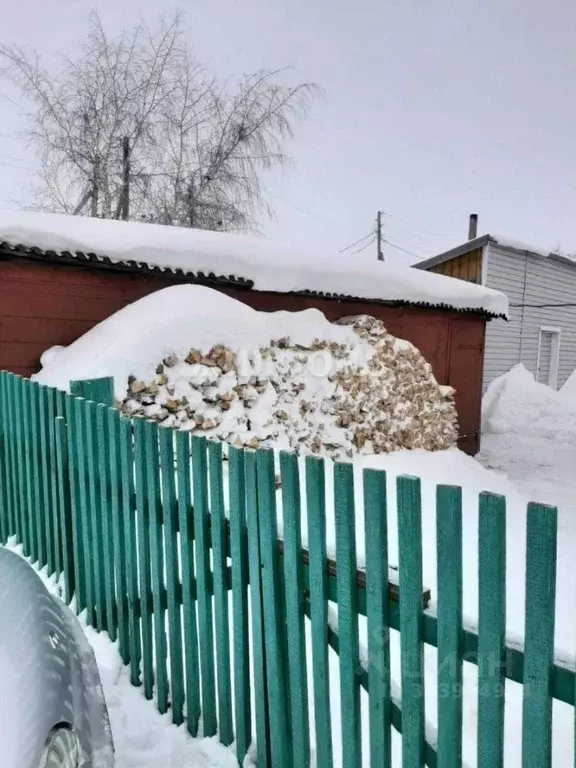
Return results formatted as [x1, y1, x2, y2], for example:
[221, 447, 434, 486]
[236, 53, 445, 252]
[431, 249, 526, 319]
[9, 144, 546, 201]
[48, 387, 62, 576]
[192, 435, 217, 735]
[5, 375, 18, 540]
[74, 396, 95, 621]
[29, 382, 44, 567]
[397, 475, 425, 768]
[208, 440, 234, 746]
[107, 409, 128, 662]
[21, 379, 34, 557]
[120, 417, 141, 686]
[13, 377, 28, 550]
[0, 373, 9, 542]
[97, 404, 117, 640]
[334, 462, 361, 768]
[280, 451, 309, 768]
[85, 400, 106, 631]
[145, 420, 169, 714]
[229, 446, 251, 764]
[477, 492, 506, 768]
[55, 416, 75, 602]
[436, 485, 463, 768]
[38, 385, 54, 573]
[159, 426, 185, 726]
[305, 455, 333, 768]
[522, 503, 558, 768]
[256, 449, 291, 768]
[134, 417, 154, 699]
[176, 431, 201, 736]
[245, 450, 270, 768]
[363, 468, 391, 768]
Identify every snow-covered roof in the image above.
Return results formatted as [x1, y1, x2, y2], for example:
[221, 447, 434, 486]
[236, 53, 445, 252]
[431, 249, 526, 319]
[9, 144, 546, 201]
[416, 233, 576, 272]
[0, 210, 508, 318]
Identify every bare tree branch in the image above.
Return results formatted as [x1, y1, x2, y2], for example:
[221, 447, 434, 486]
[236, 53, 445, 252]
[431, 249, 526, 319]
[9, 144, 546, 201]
[0, 12, 318, 231]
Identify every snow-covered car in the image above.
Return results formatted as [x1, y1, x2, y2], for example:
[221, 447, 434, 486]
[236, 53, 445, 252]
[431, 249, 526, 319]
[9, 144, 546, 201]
[0, 547, 114, 767]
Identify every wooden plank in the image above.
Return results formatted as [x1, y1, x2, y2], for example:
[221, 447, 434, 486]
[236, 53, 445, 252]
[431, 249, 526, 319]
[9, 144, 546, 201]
[0, 374, 9, 542]
[280, 451, 309, 768]
[228, 447, 251, 764]
[38, 385, 54, 573]
[521, 503, 557, 768]
[48, 387, 62, 577]
[65, 393, 84, 611]
[108, 408, 128, 663]
[208, 440, 234, 746]
[245, 450, 270, 768]
[0, 373, 8, 543]
[175, 431, 201, 736]
[145, 419, 168, 715]
[159, 426, 185, 726]
[97, 404, 116, 640]
[436, 485, 463, 768]
[5, 375, 19, 540]
[256, 449, 290, 768]
[29, 382, 44, 567]
[120, 417, 142, 686]
[85, 400, 105, 631]
[397, 475, 425, 768]
[363, 468, 391, 768]
[477, 492, 506, 768]
[14, 377, 29, 552]
[71, 376, 114, 407]
[334, 461, 361, 768]
[191, 436, 217, 735]
[305, 455, 333, 768]
[21, 379, 34, 558]
[134, 417, 154, 699]
[55, 416, 75, 603]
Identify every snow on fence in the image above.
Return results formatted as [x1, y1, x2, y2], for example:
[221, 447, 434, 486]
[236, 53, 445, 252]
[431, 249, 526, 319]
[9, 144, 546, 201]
[0, 371, 572, 768]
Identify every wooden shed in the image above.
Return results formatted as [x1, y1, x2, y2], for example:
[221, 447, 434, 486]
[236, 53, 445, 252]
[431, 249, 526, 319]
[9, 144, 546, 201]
[0, 213, 508, 454]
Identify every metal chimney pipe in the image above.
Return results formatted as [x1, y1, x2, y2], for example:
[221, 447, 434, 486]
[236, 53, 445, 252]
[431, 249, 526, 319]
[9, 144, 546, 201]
[468, 213, 478, 240]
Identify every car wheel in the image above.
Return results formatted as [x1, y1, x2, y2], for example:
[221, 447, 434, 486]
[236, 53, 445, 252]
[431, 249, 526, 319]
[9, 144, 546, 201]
[38, 728, 78, 768]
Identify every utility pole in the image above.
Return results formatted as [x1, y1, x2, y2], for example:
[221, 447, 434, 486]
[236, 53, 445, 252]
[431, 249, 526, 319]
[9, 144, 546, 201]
[377, 210, 384, 261]
[121, 136, 130, 221]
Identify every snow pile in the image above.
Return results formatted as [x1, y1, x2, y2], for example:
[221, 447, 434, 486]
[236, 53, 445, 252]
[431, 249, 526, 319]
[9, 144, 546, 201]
[482, 364, 576, 443]
[36, 285, 458, 459]
[0, 210, 509, 317]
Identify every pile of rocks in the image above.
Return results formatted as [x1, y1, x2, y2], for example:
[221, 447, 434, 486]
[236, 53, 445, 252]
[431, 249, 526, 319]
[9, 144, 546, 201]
[119, 315, 458, 458]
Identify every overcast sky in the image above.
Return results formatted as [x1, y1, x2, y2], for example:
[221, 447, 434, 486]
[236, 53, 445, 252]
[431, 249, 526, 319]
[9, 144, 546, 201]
[1, 0, 575, 264]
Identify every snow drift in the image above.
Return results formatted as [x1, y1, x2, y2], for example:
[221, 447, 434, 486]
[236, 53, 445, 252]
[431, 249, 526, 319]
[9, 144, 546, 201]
[35, 285, 458, 458]
[482, 364, 576, 443]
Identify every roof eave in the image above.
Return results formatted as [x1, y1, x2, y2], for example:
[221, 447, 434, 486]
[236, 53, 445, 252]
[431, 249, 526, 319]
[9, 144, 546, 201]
[0, 240, 504, 320]
[414, 235, 493, 271]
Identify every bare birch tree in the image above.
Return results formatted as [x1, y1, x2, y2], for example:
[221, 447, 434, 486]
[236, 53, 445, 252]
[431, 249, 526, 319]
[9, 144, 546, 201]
[0, 13, 317, 230]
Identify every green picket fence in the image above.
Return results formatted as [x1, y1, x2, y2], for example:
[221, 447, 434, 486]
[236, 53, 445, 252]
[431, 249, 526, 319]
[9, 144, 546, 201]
[0, 370, 572, 768]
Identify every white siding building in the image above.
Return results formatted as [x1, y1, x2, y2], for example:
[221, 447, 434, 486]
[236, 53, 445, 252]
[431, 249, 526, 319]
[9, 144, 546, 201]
[416, 234, 576, 390]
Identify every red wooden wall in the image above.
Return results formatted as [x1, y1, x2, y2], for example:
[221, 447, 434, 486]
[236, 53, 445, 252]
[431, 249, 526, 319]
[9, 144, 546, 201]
[0, 256, 486, 454]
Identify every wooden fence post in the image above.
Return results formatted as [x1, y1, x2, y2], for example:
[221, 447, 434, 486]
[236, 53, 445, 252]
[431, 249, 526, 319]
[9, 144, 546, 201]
[71, 377, 114, 407]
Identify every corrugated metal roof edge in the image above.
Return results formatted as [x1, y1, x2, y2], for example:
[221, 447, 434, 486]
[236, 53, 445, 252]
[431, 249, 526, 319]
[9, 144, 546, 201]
[0, 240, 506, 320]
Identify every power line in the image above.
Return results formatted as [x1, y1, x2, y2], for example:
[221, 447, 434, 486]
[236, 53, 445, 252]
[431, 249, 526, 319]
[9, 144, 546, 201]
[349, 235, 376, 256]
[339, 230, 375, 253]
[510, 302, 576, 309]
[382, 237, 425, 260]
[266, 188, 340, 229]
